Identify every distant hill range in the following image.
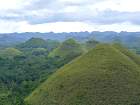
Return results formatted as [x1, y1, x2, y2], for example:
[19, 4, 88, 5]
[0, 31, 140, 48]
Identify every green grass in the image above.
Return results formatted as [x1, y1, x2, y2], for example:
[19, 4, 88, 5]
[49, 38, 84, 58]
[113, 43, 140, 65]
[25, 44, 140, 105]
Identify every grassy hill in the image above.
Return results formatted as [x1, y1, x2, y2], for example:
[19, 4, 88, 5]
[25, 44, 140, 105]
[49, 38, 84, 58]
[17, 38, 60, 51]
[17, 38, 48, 48]
[113, 43, 140, 65]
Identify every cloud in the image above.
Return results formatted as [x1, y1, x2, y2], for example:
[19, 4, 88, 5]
[0, 0, 140, 32]
[92, 10, 140, 25]
[0, 0, 104, 23]
[1, 8, 140, 26]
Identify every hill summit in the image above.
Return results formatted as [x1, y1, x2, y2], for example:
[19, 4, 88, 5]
[26, 44, 140, 105]
[17, 38, 60, 51]
[49, 38, 84, 58]
[17, 38, 48, 48]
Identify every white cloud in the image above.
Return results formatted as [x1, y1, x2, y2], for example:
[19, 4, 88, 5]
[0, 0, 32, 10]
[18, 22, 95, 33]
[0, 0, 20, 10]
[93, 0, 140, 12]
[0, 20, 20, 33]
[0, 21, 139, 33]
[0, 0, 140, 33]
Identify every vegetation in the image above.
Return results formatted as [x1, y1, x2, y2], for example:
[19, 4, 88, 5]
[0, 48, 23, 58]
[26, 44, 140, 105]
[0, 38, 83, 105]
[49, 38, 85, 63]
[1, 36, 140, 105]
[85, 39, 99, 50]
[17, 38, 60, 51]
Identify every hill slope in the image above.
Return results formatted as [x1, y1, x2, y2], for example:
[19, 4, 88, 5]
[17, 38, 48, 48]
[17, 38, 60, 50]
[0, 48, 22, 58]
[113, 44, 140, 65]
[49, 38, 84, 58]
[26, 44, 140, 105]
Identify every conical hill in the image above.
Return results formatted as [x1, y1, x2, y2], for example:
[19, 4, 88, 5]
[26, 44, 140, 105]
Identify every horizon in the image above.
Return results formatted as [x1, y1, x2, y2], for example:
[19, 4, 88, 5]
[0, 0, 140, 33]
[1, 31, 140, 34]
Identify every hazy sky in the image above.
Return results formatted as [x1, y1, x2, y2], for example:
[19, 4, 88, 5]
[0, 0, 140, 33]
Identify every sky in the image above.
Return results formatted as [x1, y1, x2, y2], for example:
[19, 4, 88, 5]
[0, 0, 140, 33]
